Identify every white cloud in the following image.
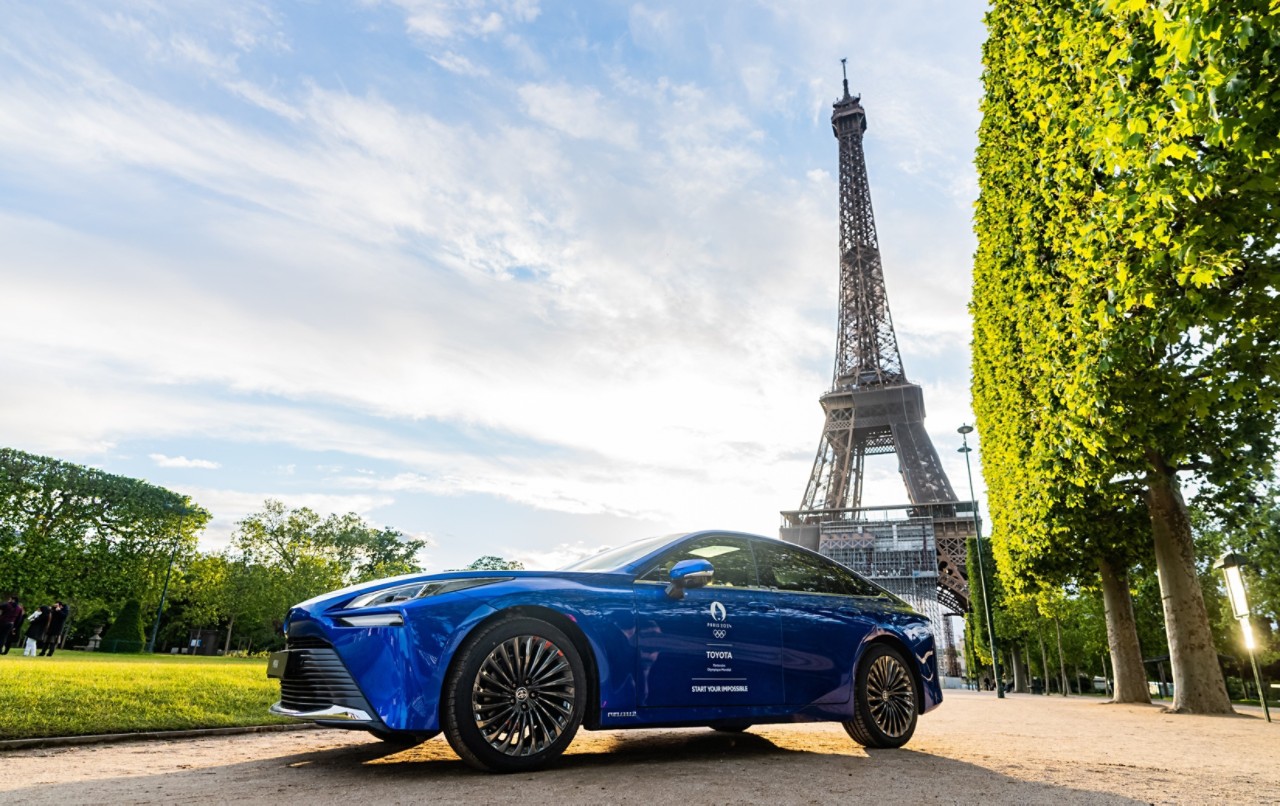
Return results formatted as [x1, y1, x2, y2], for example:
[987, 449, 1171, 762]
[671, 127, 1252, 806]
[430, 50, 488, 76]
[518, 82, 638, 148]
[0, 0, 989, 566]
[172, 487, 399, 552]
[224, 79, 304, 120]
[511, 541, 604, 571]
[383, 0, 541, 41]
[150, 453, 222, 470]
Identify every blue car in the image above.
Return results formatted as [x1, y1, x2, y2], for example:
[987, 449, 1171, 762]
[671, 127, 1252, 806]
[269, 530, 942, 772]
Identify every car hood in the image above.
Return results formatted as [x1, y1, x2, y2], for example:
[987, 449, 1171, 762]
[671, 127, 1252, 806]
[291, 569, 628, 613]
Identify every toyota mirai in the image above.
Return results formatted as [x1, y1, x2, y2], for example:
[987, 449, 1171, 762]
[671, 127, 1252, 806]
[269, 530, 942, 772]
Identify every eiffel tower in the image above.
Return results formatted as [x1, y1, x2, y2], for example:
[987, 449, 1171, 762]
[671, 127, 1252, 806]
[781, 65, 973, 671]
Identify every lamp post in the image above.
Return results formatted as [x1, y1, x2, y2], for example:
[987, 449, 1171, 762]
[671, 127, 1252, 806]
[959, 424, 1003, 698]
[1215, 552, 1271, 722]
[147, 505, 188, 654]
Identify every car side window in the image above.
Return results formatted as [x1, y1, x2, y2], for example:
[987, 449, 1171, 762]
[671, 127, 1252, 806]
[754, 540, 883, 597]
[638, 535, 758, 588]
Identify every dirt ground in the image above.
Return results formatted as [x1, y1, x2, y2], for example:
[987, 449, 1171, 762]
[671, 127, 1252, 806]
[1, 690, 1275, 805]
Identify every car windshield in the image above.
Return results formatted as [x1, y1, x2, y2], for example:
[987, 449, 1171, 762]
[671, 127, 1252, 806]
[558, 534, 682, 572]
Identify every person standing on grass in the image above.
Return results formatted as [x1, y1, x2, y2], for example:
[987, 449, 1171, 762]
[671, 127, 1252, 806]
[23, 605, 50, 657]
[0, 595, 20, 654]
[40, 601, 70, 656]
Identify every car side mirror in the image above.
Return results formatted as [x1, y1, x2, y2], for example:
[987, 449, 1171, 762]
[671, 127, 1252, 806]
[666, 559, 714, 600]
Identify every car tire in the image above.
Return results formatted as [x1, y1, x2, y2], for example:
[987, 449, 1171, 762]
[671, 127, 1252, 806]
[843, 643, 918, 749]
[442, 616, 587, 772]
[369, 729, 438, 746]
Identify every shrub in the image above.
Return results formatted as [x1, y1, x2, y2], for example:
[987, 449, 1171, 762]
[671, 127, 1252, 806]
[100, 599, 146, 653]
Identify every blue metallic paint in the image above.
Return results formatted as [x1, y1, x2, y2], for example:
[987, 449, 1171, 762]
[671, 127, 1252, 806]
[276, 531, 942, 737]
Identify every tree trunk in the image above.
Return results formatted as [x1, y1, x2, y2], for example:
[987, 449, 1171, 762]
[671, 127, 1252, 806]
[223, 614, 235, 656]
[1145, 451, 1233, 714]
[1025, 640, 1037, 692]
[1097, 556, 1152, 704]
[1054, 617, 1069, 696]
[1011, 644, 1030, 693]
[1038, 627, 1051, 694]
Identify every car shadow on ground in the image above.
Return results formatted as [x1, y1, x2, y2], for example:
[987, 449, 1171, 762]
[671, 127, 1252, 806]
[4, 728, 1149, 804]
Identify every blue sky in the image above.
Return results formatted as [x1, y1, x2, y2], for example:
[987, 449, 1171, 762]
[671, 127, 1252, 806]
[1, 0, 989, 571]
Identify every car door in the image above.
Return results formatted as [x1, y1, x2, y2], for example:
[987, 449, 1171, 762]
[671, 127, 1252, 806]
[633, 534, 784, 708]
[752, 539, 883, 706]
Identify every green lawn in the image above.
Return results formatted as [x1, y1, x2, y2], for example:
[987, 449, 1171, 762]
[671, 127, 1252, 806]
[0, 653, 292, 740]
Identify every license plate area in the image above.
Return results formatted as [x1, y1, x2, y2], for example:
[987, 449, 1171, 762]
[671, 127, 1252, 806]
[266, 650, 290, 679]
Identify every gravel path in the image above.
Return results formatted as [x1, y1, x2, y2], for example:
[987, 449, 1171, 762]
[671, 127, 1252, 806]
[1, 690, 1275, 804]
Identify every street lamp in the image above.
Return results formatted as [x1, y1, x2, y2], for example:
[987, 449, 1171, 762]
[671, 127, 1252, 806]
[959, 424, 1004, 698]
[147, 504, 189, 654]
[1214, 552, 1271, 722]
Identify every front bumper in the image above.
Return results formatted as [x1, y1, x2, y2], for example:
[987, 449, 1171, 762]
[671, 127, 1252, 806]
[269, 702, 375, 722]
[269, 640, 385, 730]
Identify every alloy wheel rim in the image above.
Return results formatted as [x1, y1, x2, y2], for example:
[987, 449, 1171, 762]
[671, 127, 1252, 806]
[866, 654, 915, 738]
[471, 634, 576, 756]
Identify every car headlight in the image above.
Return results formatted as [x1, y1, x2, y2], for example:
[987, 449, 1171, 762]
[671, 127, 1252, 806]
[344, 577, 512, 610]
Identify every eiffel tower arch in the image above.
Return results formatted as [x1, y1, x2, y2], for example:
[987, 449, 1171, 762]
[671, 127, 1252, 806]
[780, 65, 975, 678]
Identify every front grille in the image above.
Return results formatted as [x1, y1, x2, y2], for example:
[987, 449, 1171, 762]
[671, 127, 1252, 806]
[285, 635, 332, 650]
[278, 647, 374, 716]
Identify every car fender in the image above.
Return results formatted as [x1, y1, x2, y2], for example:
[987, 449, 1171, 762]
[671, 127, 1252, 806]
[433, 585, 639, 726]
[853, 620, 942, 714]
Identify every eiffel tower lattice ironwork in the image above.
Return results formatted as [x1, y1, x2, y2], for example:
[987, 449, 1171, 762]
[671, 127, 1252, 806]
[781, 65, 972, 629]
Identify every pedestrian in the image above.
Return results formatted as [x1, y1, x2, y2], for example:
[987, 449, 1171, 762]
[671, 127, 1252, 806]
[23, 605, 50, 657]
[40, 601, 70, 656]
[0, 595, 20, 654]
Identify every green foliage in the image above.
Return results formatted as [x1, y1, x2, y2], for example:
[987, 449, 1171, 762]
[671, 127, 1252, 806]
[976, 0, 1280, 511]
[0, 447, 209, 621]
[0, 654, 286, 739]
[463, 555, 525, 571]
[973, 0, 1280, 708]
[100, 599, 145, 653]
[1192, 491, 1280, 665]
[1, 449, 432, 654]
[166, 500, 430, 651]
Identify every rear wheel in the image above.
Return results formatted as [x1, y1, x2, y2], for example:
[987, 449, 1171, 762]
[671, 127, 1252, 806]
[843, 643, 918, 749]
[442, 617, 586, 772]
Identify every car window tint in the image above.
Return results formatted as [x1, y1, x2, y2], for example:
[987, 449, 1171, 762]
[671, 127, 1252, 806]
[639, 536, 757, 588]
[754, 540, 882, 597]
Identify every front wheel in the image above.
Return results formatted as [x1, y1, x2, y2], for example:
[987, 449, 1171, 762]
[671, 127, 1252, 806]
[442, 617, 587, 772]
[843, 643, 918, 749]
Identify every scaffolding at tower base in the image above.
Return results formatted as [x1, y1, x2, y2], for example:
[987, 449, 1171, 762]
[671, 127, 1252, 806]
[781, 502, 971, 678]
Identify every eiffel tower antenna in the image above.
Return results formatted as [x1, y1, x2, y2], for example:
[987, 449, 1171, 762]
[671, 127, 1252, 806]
[781, 68, 975, 663]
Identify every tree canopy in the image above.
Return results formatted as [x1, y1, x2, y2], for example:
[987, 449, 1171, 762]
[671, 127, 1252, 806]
[0, 447, 208, 609]
[170, 499, 430, 651]
[973, 0, 1280, 712]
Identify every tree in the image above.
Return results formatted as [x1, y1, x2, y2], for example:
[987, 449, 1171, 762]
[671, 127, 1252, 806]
[216, 500, 429, 650]
[0, 448, 209, 634]
[971, 0, 1153, 704]
[101, 599, 145, 653]
[463, 556, 525, 571]
[973, 0, 1280, 713]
